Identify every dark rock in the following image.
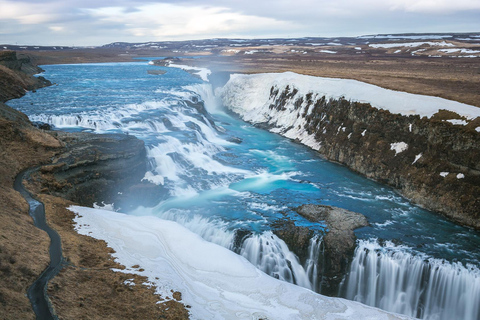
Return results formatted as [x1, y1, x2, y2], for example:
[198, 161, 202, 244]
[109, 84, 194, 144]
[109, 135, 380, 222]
[147, 70, 166, 75]
[271, 219, 314, 265]
[32, 121, 52, 130]
[227, 136, 243, 144]
[271, 204, 368, 296]
[0, 51, 52, 102]
[37, 132, 147, 207]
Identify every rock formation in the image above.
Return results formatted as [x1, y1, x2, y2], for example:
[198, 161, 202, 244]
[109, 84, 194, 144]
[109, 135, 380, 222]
[0, 51, 51, 102]
[272, 205, 368, 296]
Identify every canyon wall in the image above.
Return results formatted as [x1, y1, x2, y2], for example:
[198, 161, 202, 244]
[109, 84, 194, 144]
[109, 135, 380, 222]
[221, 73, 480, 229]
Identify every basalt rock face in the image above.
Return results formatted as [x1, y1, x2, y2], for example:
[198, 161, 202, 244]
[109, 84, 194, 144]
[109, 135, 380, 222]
[0, 51, 51, 102]
[271, 205, 368, 296]
[34, 132, 149, 208]
[258, 85, 480, 229]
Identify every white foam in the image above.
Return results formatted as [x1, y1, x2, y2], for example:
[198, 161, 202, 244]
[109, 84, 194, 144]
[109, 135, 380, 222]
[71, 206, 411, 320]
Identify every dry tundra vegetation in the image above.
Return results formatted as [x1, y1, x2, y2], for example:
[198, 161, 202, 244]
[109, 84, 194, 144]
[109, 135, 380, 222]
[0, 33, 479, 319]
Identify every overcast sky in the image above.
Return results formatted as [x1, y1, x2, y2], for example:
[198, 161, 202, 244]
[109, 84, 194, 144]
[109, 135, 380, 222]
[1, 0, 479, 46]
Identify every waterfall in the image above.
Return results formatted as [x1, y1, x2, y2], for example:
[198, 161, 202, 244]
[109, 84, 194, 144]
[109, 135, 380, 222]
[238, 231, 315, 290]
[304, 234, 323, 292]
[342, 240, 480, 320]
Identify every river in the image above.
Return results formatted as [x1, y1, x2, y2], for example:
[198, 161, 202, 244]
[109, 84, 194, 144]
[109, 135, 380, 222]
[8, 61, 480, 320]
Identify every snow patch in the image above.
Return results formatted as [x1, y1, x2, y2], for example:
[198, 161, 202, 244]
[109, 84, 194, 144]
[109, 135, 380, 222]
[93, 202, 116, 211]
[457, 173, 465, 179]
[440, 172, 449, 177]
[446, 119, 468, 125]
[124, 279, 135, 286]
[412, 153, 422, 164]
[390, 142, 408, 155]
[167, 63, 211, 82]
[369, 41, 455, 49]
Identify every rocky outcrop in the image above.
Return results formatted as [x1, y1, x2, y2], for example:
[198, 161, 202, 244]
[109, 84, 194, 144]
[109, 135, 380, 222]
[0, 51, 51, 102]
[272, 205, 368, 296]
[32, 131, 149, 209]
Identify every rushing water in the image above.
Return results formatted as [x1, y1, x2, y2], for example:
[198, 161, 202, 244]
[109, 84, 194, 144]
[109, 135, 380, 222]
[9, 61, 480, 320]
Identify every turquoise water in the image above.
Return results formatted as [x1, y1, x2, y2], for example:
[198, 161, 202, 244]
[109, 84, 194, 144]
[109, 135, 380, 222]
[8, 61, 480, 318]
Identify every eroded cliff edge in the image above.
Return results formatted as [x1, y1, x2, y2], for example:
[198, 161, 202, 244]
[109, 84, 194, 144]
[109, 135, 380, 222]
[221, 73, 480, 229]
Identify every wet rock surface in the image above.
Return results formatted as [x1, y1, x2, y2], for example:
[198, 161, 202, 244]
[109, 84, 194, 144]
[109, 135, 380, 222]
[34, 131, 150, 208]
[272, 204, 368, 296]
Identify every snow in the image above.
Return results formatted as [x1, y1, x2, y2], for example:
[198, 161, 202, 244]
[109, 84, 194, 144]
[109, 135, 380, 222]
[369, 41, 455, 48]
[70, 206, 410, 320]
[220, 72, 480, 122]
[359, 35, 453, 40]
[167, 63, 211, 82]
[361, 129, 367, 136]
[476, 127, 480, 132]
[457, 173, 465, 179]
[440, 172, 449, 177]
[390, 142, 408, 155]
[439, 48, 480, 54]
[318, 50, 337, 54]
[446, 119, 468, 125]
[412, 153, 422, 164]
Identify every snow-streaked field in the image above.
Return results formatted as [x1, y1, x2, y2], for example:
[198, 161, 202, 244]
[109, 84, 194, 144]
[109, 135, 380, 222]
[71, 206, 410, 320]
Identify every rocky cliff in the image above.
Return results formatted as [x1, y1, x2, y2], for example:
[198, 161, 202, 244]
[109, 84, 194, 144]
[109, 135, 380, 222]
[0, 51, 51, 102]
[222, 73, 480, 229]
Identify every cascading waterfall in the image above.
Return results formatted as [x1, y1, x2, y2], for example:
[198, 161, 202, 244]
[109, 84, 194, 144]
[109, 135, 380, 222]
[341, 240, 480, 320]
[304, 235, 323, 293]
[239, 231, 313, 290]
